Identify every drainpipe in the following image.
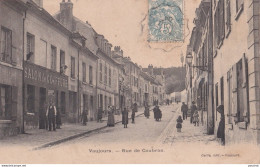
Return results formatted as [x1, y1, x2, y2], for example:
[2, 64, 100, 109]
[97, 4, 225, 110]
[22, 10, 27, 134]
[77, 48, 80, 123]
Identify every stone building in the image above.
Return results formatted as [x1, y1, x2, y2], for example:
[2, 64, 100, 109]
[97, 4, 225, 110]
[185, 0, 214, 134]
[212, 0, 260, 144]
[0, 0, 27, 137]
[186, 0, 260, 144]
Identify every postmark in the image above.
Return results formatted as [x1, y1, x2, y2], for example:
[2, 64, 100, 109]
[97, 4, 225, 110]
[148, 0, 184, 42]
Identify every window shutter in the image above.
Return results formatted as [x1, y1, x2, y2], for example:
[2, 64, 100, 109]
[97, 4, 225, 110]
[232, 63, 238, 122]
[11, 86, 18, 121]
[242, 54, 249, 122]
[220, 0, 225, 40]
[11, 47, 17, 66]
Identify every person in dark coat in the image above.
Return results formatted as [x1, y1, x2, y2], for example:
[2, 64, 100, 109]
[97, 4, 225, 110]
[190, 101, 197, 124]
[122, 107, 129, 128]
[176, 115, 183, 132]
[107, 106, 115, 127]
[144, 104, 150, 119]
[217, 105, 225, 145]
[97, 107, 103, 123]
[46, 101, 57, 131]
[158, 106, 162, 121]
[82, 109, 88, 126]
[131, 103, 137, 123]
[56, 107, 62, 129]
[181, 102, 188, 120]
[153, 105, 157, 121]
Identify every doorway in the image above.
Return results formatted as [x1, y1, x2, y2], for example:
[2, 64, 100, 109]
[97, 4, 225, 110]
[39, 87, 46, 129]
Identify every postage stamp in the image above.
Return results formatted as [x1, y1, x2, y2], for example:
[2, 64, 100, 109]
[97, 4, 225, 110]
[148, 0, 184, 42]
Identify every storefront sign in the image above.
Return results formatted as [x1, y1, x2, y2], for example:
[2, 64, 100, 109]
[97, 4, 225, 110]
[24, 62, 68, 89]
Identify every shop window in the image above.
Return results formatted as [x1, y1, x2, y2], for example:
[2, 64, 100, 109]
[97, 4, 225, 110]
[69, 91, 77, 113]
[61, 91, 66, 114]
[27, 85, 35, 113]
[83, 94, 88, 112]
[109, 68, 111, 87]
[26, 33, 35, 62]
[109, 97, 112, 106]
[0, 27, 12, 64]
[51, 45, 57, 71]
[89, 65, 93, 85]
[0, 85, 12, 120]
[71, 56, 75, 79]
[82, 62, 86, 82]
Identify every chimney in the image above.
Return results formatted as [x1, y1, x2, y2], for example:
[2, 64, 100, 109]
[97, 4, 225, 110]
[148, 64, 153, 76]
[60, 0, 74, 30]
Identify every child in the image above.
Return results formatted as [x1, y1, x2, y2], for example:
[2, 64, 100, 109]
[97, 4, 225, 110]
[176, 115, 183, 132]
[193, 110, 199, 126]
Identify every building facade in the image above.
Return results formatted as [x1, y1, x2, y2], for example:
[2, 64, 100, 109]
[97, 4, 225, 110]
[0, 0, 26, 137]
[186, 0, 260, 144]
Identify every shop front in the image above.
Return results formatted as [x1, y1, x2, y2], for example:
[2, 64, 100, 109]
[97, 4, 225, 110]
[80, 82, 96, 121]
[0, 65, 23, 137]
[24, 62, 69, 130]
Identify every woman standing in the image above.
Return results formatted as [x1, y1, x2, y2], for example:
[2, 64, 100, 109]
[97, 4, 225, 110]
[107, 106, 115, 127]
[122, 107, 129, 128]
[217, 105, 225, 145]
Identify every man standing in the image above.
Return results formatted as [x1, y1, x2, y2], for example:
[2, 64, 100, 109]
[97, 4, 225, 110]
[46, 100, 57, 131]
[181, 102, 188, 120]
[190, 101, 197, 124]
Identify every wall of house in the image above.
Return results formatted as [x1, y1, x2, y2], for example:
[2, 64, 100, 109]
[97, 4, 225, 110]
[0, 1, 24, 137]
[213, 0, 260, 144]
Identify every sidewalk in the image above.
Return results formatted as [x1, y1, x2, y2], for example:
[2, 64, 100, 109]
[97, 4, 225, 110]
[0, 107, 145, 150]
[160, 103, 218, 146]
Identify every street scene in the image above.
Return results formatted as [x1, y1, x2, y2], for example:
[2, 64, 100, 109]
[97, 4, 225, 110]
[0, 0, 260, 165]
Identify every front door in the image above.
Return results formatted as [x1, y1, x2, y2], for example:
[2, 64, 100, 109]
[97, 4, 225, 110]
[39, 87, 47, 129]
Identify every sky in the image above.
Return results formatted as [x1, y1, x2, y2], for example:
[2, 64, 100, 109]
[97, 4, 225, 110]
[43, 0, 201, 68]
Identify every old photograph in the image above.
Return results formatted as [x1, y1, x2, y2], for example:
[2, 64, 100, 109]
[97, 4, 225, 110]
[0, 0, 259, 165]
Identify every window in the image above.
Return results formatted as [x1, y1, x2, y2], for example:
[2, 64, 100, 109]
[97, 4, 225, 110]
[105, 65, 107, 85]
[220, 77, 224, 105]
[61, 91, 66, 114]
[71, 57, 75, 79]
[0, 27, 12, 63]
[26, 33, 35, 62]
[60, 50, 65, 73]
[51, 46, 57, 71]
[82, 62, 86, 82]
[225, 0, 231, 37]
[109, 68, 111, 87]
[27, 85, 35, 113]
[99, 62, 103, 82]
[236, 0, 243, 13]
[214, 0, 225, 48]
[89, 66, 93, 85]
[227, 69, 232, 123]
[0, 85, 12, 120]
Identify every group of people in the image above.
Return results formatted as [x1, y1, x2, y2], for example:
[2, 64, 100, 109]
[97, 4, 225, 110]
[153, 105, 162, 121]
[181, 101, 199, 126]
[180, 101, 225, 145]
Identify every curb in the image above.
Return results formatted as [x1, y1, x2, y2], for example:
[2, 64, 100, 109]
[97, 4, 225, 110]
[33, 112, 145, 150]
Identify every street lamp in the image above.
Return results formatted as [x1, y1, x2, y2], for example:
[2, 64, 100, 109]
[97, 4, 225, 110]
[186, 53, 208, 72]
